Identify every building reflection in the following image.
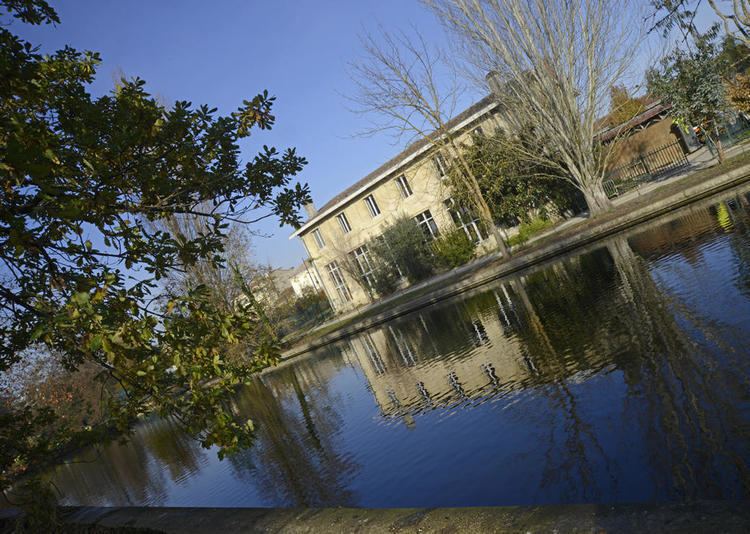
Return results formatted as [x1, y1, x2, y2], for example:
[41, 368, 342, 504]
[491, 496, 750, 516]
[48, 187, 750, 506]
[346, 239, 637, 422]
[341, 192, 750, 500]
[347, 282, 529, 418]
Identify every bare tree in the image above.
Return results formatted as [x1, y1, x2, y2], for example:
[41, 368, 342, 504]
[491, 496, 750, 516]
[153, 209, 260, 312]
[427, 0, 646, 215]
[709, 0, 750, 42]
[348, 26, 510, 256]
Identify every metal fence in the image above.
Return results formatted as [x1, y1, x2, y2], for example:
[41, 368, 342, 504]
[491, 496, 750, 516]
[712, 115, 750, 152]
[604, 140, 689, 198]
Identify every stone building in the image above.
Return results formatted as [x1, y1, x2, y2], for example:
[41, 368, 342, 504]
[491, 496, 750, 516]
[289, 261, 323, 298]
[290, 96, 503, 313]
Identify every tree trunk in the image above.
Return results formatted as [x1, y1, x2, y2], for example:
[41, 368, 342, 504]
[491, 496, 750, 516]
[582, 182, 613, 216]
[712, 124, 726, 164]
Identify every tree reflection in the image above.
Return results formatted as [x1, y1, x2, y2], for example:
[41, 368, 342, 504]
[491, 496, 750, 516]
[606, 234, 750, 500]
[507, 259, 616, 502]
[48, 188, 750, 507]
[50, 417, 206, 506]
[224, 354, 358, 507]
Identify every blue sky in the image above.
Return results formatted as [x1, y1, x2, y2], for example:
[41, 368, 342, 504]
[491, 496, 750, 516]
[15, 0, 480, 268]
[14, 1, 722, 269]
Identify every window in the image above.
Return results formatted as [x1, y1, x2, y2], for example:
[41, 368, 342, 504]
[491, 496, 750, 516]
[336, 212, 352, 233]
[312, 228, 325, 249]
[468, 318, 489, 347]
[389, 325, 416, 366]
[364, 194, 380, 217]
[415, 209, 439, 240]
[326, 260, 351, 301]
[361, 334, 386, 374]
[445, 198, 485, 243]
[473, 125, 484, 137]
[350, 245, 376, 290]
[395, 174, 413, 198]
[433, 153, 448, 178]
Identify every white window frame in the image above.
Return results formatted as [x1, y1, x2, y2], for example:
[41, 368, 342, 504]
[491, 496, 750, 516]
[415, 209, 439, 240]
[395, 174, 413, 198]
[433, 153, 448, 179]
[350, 245, 376, 290]
[361, 334, 386, 374]
[364, 194, 381, 217]
[312, 228, 325, 249]
[326, 260, 351, 302]
[445, 198, 485, 243]
[336, 212, 352, 234]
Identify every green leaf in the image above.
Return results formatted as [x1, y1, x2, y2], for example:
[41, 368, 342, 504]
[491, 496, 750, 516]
[43, 148, 60, 164]
[72, 291, 89, 305]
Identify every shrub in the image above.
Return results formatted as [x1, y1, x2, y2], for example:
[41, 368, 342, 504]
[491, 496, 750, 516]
[369, 217, 435, 284]
[293, 289, 332, 320]
[507, 217, 553, 247]
[432, 229, 477, 269]
[369, 262, 402, 297]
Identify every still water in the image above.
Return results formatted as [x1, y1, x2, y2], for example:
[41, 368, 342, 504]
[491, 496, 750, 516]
[51, 188, 750, 508]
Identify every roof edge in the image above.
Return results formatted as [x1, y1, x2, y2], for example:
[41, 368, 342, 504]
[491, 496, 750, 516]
[289, 99, 499, 239]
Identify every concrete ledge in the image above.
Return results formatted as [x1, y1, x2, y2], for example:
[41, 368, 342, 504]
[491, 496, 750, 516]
[51, 501, 750, 533]
[282, 162, 750, 360]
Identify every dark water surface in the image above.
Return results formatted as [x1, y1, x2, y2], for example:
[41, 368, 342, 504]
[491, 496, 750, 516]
[51, 188, 750, 508]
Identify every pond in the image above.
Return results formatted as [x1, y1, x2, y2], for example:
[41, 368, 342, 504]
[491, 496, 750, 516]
[50, 187, 750, 508]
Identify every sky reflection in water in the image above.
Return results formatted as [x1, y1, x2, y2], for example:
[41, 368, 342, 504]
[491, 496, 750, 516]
[51, 188, 750, 508]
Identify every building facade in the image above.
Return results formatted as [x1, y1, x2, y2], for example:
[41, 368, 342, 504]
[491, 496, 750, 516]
[289, 261, 323, 298]
[291, 96, 503, 313]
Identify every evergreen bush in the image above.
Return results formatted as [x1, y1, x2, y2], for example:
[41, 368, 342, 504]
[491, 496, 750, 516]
[432, 229, 477, 269]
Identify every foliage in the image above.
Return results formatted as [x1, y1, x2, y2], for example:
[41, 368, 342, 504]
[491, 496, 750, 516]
[726, 73, 750, 113]
[0, 350, 112, 442]
[605, 85, 650, 128]
[647, 25, 729, 150]
[152, 213, 259, 314]
[369, 217, 434, 285]
[721, 35, 750, 113]
[719, 35, 750, 74]
[649, 0, 750, 46]
[431, 229, 476, 269]
[271, 288, 332, 338]
[291, 289, 332, 321]
[6, 477, 59, 532]
[450, 131, 582, 227]
[0, 0, 309, 495]
[507, 217, 554, 247]
[362, 251, 402, 298]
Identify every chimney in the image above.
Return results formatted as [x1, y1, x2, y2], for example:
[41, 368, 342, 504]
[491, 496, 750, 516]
[303, 201, 317, 219]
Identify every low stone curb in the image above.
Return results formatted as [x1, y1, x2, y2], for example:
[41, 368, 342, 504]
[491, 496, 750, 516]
[39, 501, 750, 533]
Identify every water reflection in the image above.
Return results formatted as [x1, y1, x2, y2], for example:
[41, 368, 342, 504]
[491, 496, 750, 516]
[50, 187, 750, 507]
[225, 359, 359, 506]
